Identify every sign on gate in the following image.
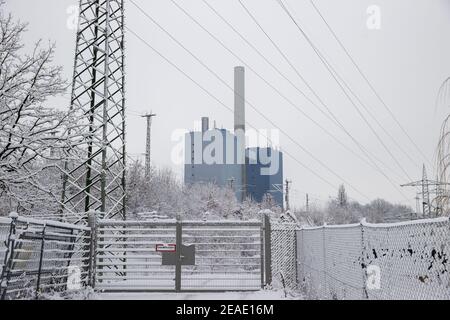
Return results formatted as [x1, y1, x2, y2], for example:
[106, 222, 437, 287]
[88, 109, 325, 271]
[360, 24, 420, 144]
[156, 244, 177, 252]
[161, 244, 196, 266]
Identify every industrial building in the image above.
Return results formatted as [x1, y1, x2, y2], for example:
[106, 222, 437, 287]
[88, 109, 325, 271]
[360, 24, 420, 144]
[246, 147, 284, 206]
[184, 121, 244, 201]
[184, 67, 284, 207]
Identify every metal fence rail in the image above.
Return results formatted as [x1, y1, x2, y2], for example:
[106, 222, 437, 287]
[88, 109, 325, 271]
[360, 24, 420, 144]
[181, 221, 262, 291]
[94, 219, 178, 291]
[297, 217, 450, 300]
[94, 219, 264, 292]
[0, 214, 92, 300]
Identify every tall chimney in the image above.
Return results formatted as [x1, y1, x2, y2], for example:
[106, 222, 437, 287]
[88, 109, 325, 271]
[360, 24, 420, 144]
[234, 66, 245, 133]
[234, 66, 246, 201]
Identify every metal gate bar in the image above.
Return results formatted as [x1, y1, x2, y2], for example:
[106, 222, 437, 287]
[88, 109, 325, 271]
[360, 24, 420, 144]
[95, 220, 177, 292]
[181, 221, 262, 291]
[94, 219, 264, 292]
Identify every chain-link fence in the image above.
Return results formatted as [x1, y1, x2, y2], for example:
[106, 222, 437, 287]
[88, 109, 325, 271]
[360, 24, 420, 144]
[0, 217, 11, 280]
[297, 217, 450, 300]
[269, 219, 298, 291]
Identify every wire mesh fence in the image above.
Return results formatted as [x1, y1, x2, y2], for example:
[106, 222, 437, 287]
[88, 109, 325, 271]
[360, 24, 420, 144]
[0, 214, 92, 300]
[0, 217, 11, 279]
[297, 217, 450, 300]
[270, 219, 298, 291]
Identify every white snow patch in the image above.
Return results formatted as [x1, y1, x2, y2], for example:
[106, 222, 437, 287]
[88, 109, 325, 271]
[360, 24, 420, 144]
[96, 290, 302, 301]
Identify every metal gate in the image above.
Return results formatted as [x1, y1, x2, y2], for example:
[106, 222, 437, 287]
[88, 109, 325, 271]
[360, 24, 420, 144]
[94, 219, 264, 292]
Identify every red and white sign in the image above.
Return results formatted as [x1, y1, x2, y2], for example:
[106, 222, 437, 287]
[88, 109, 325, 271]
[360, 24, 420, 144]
[156, 244, 176, 253]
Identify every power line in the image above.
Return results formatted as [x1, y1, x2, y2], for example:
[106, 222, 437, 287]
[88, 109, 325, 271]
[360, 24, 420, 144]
[309, 0, 431, 167]
[200, 0, 405, 183]
[299, 1, 421, 170]
[168, 0, 406, 184]
[275, 0, 413, 182]
[236, 0, 408, 188]
[128, 0, 371, 201]
[125, 26, 342, 194]
[236, 0, 410, 202]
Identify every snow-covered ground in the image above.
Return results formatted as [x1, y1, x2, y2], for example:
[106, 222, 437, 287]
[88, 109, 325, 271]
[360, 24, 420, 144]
[97, 290, 302, 300]
[40, 288, 302, 300]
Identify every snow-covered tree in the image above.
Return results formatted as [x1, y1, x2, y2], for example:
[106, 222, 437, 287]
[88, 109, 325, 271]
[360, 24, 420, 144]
[0, 7, 69, 215]
[125, 162, 265, 221]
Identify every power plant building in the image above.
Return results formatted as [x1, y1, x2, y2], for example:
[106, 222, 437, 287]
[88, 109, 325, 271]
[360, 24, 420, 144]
[246, 147, 284, 206]
[184, 122, 244, 201]
[184, 67, 284, 207]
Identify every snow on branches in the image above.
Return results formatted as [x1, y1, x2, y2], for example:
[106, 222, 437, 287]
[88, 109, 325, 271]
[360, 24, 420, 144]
[0, 8, 69, 215]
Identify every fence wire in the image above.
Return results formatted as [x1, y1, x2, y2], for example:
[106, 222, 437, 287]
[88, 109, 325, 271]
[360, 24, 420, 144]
[0, 215, 92, 300]
[270, 220, 298, 291]
[297, 217, 450, 300]
[0, 217, 11, 279]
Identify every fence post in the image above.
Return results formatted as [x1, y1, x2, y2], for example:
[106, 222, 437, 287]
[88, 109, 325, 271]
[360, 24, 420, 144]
[301, 228, 305, 289]
[0, 213, 18, 300]
[264, 214, 272, 287]
[294, 228, 299, 289]
[88, 211, 97, 288]
[260, 216, 265, 289]
[360, 220, 368, 299]
[322, 224, 327, 299]
[35, 224, 47, 299]
[175, 214, 182, 292]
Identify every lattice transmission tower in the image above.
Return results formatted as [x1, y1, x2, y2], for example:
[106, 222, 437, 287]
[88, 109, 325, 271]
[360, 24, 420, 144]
[61, 0, 126, 220]
[401, 165, 449, 217]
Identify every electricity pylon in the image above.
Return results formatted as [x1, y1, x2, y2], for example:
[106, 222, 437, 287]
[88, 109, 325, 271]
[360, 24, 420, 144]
[142, 112, 157, 178]
[401, 165, 449, 217]
[61, 0, 126, 220]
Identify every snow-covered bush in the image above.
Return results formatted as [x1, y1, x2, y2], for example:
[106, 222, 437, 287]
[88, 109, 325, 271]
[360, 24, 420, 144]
[125, 161, 281, 221]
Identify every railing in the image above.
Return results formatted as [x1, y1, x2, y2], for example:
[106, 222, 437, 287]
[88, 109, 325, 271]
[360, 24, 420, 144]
[297, 217, 450, 300]
[0, 214, 92, 300]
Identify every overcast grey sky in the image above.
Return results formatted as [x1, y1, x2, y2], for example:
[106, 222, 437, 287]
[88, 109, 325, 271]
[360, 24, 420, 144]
[4, 0, 450, 209]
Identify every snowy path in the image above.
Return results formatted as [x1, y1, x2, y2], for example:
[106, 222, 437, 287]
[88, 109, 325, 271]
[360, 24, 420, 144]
[97, 290, 302, 300]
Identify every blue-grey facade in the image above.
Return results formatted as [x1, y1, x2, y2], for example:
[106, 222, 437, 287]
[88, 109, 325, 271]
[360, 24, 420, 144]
[184, 128, 244, 201]
[184, 66, 283, 207]
[246, 147, 284, 207]
[184, 131, 284, 207]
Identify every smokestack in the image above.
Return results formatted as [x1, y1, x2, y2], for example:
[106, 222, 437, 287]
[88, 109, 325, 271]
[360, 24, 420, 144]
[234, 66, 246, 202]
[201, 117, 209, 133]
[234, 66, 245, 133]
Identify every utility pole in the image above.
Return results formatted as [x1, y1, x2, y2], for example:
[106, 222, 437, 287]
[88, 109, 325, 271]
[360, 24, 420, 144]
[285, 179, 292, 211]
[142, 112, 157, 178]
[306, 193, 309, 213]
